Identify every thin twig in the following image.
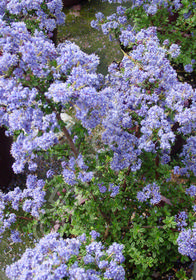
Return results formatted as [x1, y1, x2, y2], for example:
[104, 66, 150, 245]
[56, 112, 79, 158]
[44, 97, 79, 158]
[17, 216, 34, 221]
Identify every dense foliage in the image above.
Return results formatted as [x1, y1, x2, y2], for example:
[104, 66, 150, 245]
[0, 0, 196, 279]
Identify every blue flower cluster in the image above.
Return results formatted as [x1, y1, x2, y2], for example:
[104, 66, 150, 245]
[101, 0, 182, 15]
[137, 183, 161, 205]
[109, 183, 120, 197]
[180, 136, 196, 176]
[0, 0, 65, 34]
[6, 233, 125, 280]
[9, 230, 22, 243]
[184, 64, 193, 73]
[90, 230, 100, 240]
[186, 185, 196, 197]
[91, 0, 184, 42]
[91, 9, 127, 36]
[175, 211, 188, 231]
[177, 223, 196, 261]
[0, 13, 105, 173]
[0, 175, 45, 240]
[0, 0, 196, 277]
[62, 154, 94, 185]
[132, 0, 182, 15]
[99, 27, 196, 173]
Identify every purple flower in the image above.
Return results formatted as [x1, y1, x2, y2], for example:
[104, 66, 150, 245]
[90, 230, 100, 240]
[62, 169, 76, 186]
[98, 260, 108, 269]
[146, 4, 157, 15]
[106, 243, 125, 263]
[163, 39, 169, 45]
[186, 185, 196, 197]
[6, 233, 125, 279]
[183, 10, 192, 19]
[98, 184, 107, 193]
[9, 230, 22, 243]
[137, 183, 161, 205]
[46, 169, 55, 178]
[175, 211, 188, 230]
[173, 166, 181, 175]
[116, 6, 126, 15]
[83, 254, 95, 264]
[184, 64, 193, 73]
[46, 82, 72, 103]
[120, 30, 135, 47]
[104, 261, 125, 280]
[76, 154, 88, 171]
[95, 12, 105, 21]
[77, 171, 93, 183]
[109, 184, 120, 197]
[78, 233, 86, 242]
[177, 223, 196, 261]
[118, 16, 127, 25]
[168, 44, 180, 58]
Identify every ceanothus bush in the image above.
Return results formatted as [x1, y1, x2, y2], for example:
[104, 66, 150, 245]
[93, 0, 196, 72]
[5, 233, 125, 280]
[0, 0, 65, 36]
[100, 26, 195, 173]
[0, 0, 195, 279]
[0, 15, 104, 174]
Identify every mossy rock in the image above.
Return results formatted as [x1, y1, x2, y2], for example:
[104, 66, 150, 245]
[63, 0, 82, 7]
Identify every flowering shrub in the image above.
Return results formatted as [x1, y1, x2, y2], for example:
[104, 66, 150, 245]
[6, 232, 125, 280]
[93, 0, 196, 74]
[0, 0, 196, 279]
[0, 0, 65, 36]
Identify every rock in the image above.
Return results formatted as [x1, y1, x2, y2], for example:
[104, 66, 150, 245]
[71, 4, 82, 11]
[69, 4, 82, 16]
[0, 127, 14, 189]
[63, 0, 82, 8]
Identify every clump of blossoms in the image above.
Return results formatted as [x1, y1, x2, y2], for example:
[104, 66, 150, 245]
[175, 211, 188, 231]
[0, 0, 65, 37]
[91, 8, 128, 36]
[92, 0, 182, 35]
[0, 15, 104, 173]
[0, 9, 103, 249]
[5, 233, 125, 280]
[0, 0, 196, 279]
[101, 0, 182, 16]
[94, 0, 196, 71]
[137, 183, 161, 205]
[177, 223, 196, 261]
[100, 26, 195, 175]
[186, 185, 196, 197]
[131, 0, 182, 15]
[0, 174, 46, 240]
[61, 153, 94, 185]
